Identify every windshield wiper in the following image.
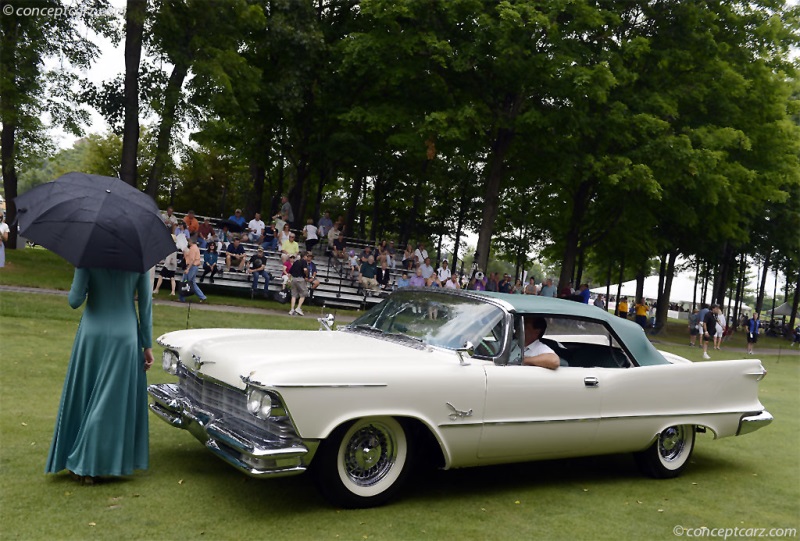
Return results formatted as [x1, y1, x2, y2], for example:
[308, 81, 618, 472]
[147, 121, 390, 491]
[350, 323, 383, 333]
[383, 331, 425, 345]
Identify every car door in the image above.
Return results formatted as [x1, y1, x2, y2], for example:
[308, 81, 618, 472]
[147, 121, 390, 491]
[477, 364, 602, 460]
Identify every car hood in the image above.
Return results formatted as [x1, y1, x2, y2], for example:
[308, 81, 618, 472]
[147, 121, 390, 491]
[157, 328, 442, 390]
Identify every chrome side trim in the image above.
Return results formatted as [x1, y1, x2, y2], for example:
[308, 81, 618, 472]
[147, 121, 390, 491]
[272, 383, 389, 389]
[737, 410, 773, 436]
[470, 410, 756, 429]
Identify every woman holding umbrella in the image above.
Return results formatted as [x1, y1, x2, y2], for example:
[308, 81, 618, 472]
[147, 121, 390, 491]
[16, 173, 176, 484]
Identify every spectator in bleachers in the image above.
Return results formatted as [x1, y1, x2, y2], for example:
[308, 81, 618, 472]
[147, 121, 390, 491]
[200, 242, 219, 283]
[444, 273, 461, 289]
[274, 212, 286, 233]
[275, 195, 294, 227]
[347, 250, 360, 280]
[396, 271, 410, 288]
[161, 206, 178, 231]
[153, 248, 179, 297]
[360, 245, 375, 262]
[486, 272, 500, 292]
[409, 267, 426, 287]
[414, 242, 429, 266]
[427, 274, 442, 288]
[318, 211, 333, 238]
[281, 232, 300, 262]
[306, 252, 321, 295]
[376, 260, 392, 290]
[174, 221, 190, 242]
[333, 233, 346, 259]
[512, 278, 525, 294]
[302, 218, 319, 252]
[327, 222, 340, 246]
[198, 217, 214, 246]
[229, 209, 247, 230]
[281, 255, 294, 288]
[524, 277, 538, 295]
[539, 278, 557, 297]
[246, 247, 271, 298]
[387, 240, 397, 261]
[288, 252, 311, 316]
[261, 221, 278, 251]
[225, 237, 246, 272]
[419, 257, 434, 280]
[183, 210, 200, 235]
[498, 274, 512, 293]
[215, 223, 232, 250]
[402, 244, 415, 270]
[470, 271, 487, 291]
[278, 222, 292, 245]
[359, 255, 380, 294]
[436, 260, 451, 282]
[248, 212, 266, 243]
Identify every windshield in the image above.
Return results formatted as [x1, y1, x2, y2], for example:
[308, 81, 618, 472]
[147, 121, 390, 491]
[348, 290, 507, 353]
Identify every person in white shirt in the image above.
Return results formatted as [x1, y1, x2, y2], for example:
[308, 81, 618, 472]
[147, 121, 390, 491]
[302, 218, 319, 252]
[522, 316, 560, 370]
[444, 273, 460, 289]
[437, 260, 451, 282]
[0, 211, 10, 268]
[413, 242, 428, 266]
[247, 212, 266, 243]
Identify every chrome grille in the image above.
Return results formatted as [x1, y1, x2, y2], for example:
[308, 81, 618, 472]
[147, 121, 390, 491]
[176, 363, 297, 440]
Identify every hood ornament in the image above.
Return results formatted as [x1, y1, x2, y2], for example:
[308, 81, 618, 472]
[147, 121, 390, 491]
[318, 313, 335, 331]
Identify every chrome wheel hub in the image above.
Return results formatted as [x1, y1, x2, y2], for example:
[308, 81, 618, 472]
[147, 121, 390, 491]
[344, 424, 397, 487]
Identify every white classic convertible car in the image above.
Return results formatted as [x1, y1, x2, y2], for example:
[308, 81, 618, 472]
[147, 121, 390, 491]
[149, 288, 772, 507]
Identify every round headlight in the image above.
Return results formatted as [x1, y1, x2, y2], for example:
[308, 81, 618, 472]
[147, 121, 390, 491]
[246, 388, 264, 415]
[162, 350, 179, 374]
[259, 399, 272, 419]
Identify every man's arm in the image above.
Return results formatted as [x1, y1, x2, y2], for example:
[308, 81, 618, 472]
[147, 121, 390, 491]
[522, 352, 560, 370]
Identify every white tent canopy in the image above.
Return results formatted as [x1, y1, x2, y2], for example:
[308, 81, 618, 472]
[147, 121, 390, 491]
[590, 274, 750, 312]
[765, 302, 794, 317]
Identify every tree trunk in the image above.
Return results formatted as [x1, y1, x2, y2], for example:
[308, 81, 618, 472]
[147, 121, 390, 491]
[654, 251, 677, 332]
[789, 271, 799, 337]
[0, 11, 18, 249]
[121, 0, 147, 187]
[145, 60, 189, 199]
[246, 159, 266, 219]
[755, 251, 771, 315]
[733, 253, 746, 329]
[635, 268, 645, 302]
[345, 174, 362, 238]
[558, 180, 593, 292]
[475, 126, 514, 272]
[370, 174, 382, 243]
[615, 255, 625, 316]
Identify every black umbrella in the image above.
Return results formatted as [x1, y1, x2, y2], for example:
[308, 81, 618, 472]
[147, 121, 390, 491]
[217, 218, 245, 233]
[14, 172, 176, 273]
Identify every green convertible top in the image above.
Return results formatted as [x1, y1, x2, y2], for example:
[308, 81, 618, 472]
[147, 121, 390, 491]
[473, 291, 669, 366]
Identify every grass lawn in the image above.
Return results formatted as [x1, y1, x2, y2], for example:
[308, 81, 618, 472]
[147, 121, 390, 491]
[1, 250, 798, 540]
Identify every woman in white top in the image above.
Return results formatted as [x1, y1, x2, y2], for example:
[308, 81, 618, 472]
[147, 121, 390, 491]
[278, 223, 292, 244]
[302, 218, 319, 252]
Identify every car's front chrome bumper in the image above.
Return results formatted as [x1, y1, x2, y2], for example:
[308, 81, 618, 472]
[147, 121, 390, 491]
[148, 383, 318, 477]
[736, 410, 773, 436]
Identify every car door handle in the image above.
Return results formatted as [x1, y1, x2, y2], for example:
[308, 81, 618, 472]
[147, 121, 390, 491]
[584, 377, 599, 388]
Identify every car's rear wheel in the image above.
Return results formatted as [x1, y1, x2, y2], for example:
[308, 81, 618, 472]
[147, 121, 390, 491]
[634, 424, 696, 478]
[312, 416, 412, 508]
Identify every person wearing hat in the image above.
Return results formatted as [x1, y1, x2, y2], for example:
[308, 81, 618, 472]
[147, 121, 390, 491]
[246, 247, 271, 298]
[0, 211, 10, 268]
[228, 208, 246, 229]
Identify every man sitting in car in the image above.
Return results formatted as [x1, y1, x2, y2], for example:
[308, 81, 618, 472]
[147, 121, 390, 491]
[522, 316, 560, 370]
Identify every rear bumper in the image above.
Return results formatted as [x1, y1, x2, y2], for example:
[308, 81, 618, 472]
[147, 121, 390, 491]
[148, 383, 317, 477]
[736, 410, 773, 436]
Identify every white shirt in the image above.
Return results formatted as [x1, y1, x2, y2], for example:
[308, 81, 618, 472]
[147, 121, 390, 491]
[444, 279, 459, 289]
[524, 339, 555, 358]
[414, 248, 428, 263]
[328, 227, 339, 243]
[0, 222, 9, 243]
[303, 224, 318, 240]
[437, 266, 451, 282]
[248, 219, 265, 236]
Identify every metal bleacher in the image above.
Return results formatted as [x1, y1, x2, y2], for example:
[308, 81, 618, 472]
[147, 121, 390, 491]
[161, 212, 399, 310]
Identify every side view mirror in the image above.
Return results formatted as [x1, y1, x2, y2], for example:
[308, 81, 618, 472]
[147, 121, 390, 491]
[456, 341, 475, 365]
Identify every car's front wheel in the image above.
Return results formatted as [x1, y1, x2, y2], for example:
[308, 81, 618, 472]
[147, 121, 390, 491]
[312, 416, 412, 508]
[634, 424, 696, 478]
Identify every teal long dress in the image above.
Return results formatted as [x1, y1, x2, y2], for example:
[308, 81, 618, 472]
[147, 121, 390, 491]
[46, 268, 153, 477]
